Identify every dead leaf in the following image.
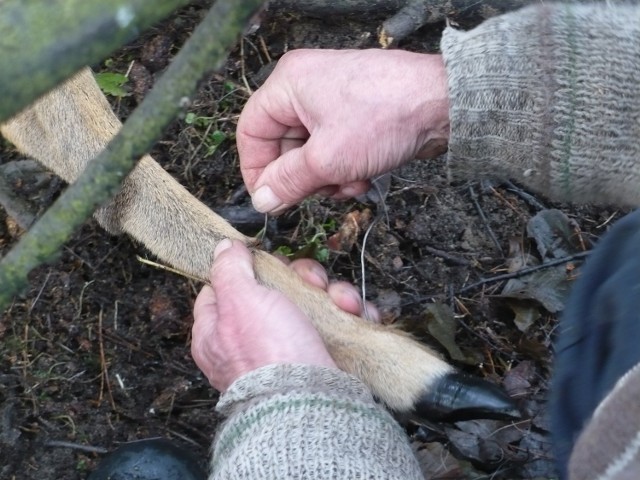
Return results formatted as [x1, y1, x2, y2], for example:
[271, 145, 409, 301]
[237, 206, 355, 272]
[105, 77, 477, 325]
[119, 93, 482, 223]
[518, 336, 552, 362]
[411, 441, 470, 480]
[501, 267, 574, 313]
[423, 303, 467, 363]
[506, 237, 538, 273]
[446, 420, 532, 470]
[445, 421, 506, 467]
[527, 209, 585, 260]
[362, 173, 391, 205]
[149, 378, 191, 413]
[327, 208, 372, 252]
[502, 360, 535, 397]
[374, 289, 402, 324]
[511, 430, 556, 478]
[507, 300, 541, 333]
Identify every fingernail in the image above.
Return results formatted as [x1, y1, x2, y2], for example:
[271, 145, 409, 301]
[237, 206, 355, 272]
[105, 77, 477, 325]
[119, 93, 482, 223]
[340, 186, 357, 197]
[214, 238, 233, 258]
[310, 264, 328, 288]
[252, 185, 283, 213]
[342, 285, 363, 308]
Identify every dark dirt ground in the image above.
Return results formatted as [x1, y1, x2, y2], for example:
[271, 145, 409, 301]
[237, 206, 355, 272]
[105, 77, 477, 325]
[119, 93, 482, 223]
[0, 3, 628, 479]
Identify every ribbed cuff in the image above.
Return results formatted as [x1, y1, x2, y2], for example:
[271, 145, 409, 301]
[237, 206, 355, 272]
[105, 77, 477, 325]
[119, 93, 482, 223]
[441, 3, 640, 207]
[216, 363, 373, 416]
[210, 364, 423, 480]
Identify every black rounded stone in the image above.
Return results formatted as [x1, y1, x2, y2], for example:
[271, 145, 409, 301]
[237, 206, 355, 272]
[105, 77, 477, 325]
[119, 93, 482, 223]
[88, 438, 206, 480]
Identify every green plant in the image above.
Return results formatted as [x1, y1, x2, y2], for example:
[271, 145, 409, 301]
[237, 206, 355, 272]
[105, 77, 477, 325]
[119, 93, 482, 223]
[94, 71, 129, 97]
[76, 459, 89, 472]
[184, 112, 234, 156]
[275, 216, 335, 263]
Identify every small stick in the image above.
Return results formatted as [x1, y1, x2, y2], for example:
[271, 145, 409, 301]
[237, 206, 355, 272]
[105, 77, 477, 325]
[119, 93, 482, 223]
[424, 245, 472, 266]
[502, 180, 546, 211]
[28, 269, 52, 315]
[44, 440, 108, 454]
[469, 185, 504, 256]
[458, 251, 591, 294]
[97, 310, 117, 411]
[239, 38, 253, 95]
[137, 256, 209, 285]
[489, 186, 528, 218]
[258, 35, 272, 63]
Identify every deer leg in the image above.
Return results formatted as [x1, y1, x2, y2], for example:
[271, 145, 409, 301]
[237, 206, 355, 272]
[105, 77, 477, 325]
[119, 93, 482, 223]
[0, 68, 519, 421]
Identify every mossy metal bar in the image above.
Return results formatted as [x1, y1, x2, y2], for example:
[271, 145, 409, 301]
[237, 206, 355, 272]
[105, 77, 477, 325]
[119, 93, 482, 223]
[0, 0, 192, 123]
[0, 0, 264, 307]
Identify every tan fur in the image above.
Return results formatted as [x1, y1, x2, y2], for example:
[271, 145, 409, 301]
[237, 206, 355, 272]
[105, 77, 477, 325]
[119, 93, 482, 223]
[0, 68, 454, 412]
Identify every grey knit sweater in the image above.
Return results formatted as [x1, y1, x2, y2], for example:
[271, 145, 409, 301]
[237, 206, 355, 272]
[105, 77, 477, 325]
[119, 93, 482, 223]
[210, 4, 640, 479]
[443, 2, 640, 207]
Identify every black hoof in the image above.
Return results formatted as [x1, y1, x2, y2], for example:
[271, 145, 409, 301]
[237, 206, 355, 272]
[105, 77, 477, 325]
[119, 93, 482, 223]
[88, 438, 207, 480]
[414, 372, 521, 422]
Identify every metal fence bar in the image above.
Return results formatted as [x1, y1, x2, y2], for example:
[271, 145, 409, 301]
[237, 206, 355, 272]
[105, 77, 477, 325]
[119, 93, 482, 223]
[0, 0, 191, 122]
[0, 0, 264, 307]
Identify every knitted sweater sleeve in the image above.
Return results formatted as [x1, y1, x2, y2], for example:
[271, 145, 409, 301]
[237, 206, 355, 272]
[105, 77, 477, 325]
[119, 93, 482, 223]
[208, 364, 423, 480]
[441, 3, 640, 207]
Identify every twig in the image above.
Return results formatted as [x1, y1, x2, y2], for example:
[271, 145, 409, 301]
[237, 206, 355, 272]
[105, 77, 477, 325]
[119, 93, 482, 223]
[424, 246, 472, 266]
[74, 279, 95, 320]
[458, 251, 591, 295]
[469, 185, 504, 256]
[489, 186, 528, 218]
[97, 310, 117, 411]
[136, 256, 209, 285]
[184, 119, 214, 181]
[239, 37, 253, 94]
[44, 440, 108, 454]
[502, 180, 546, 211]
[451, 288, 515, 358]
[596, 210, 619, 229]
[270, 0, 538, 46]
[258, 35, 272, 63]
[28, 269, 52, 315]
[163, 428, 203, 448]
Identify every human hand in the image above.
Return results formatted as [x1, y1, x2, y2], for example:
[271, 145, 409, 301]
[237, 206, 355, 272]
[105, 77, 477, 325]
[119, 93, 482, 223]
[191, 239, 379, 392]
[237, 49, 450, 214]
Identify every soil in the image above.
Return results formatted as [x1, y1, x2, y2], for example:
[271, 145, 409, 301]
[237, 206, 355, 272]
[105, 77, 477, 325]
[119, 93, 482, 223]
[0, 3, 626, 479]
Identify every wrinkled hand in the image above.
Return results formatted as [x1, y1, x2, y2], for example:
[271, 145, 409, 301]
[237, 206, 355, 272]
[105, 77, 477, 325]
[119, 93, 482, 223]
[191, 239, 379, 392]
[237, 49, 450, 214]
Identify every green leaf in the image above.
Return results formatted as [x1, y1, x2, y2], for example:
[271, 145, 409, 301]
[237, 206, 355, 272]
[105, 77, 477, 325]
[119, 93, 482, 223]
[94, 72, 128, 97]
[209, 129, 226, 146]
[274, 245, 293, 257]
[313, 245, 329, 263]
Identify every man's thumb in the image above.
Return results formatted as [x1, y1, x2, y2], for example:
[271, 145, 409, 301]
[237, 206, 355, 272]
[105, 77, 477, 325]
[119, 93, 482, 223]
[211, 240, 256, 290]
[251, 145, 323, 213]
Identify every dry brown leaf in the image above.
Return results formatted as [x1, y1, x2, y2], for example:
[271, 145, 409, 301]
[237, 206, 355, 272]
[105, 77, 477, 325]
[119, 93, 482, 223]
[327, 208, 372, 252]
